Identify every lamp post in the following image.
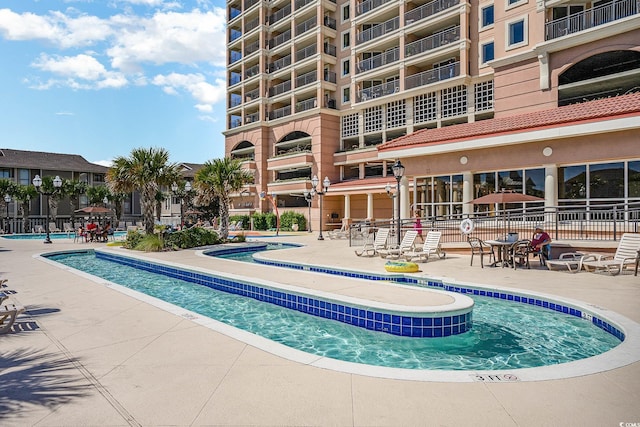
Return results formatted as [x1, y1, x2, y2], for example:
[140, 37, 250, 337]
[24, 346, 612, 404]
[33, 174, 62, 244]
[303, 190, 312, 233]
[171, 181, 191, 229]
[259, 191, 279, 236]
[391, 160, 405, 246]
[4, 194, 11, 234]
[311, 175, 330, 240]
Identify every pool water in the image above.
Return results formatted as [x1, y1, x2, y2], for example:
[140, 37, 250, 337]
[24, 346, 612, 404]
[2, 231, 126, 240]
[47, 250, 621, 371]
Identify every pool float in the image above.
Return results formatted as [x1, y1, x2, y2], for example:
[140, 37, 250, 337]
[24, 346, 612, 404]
[384, 260, 420, 273]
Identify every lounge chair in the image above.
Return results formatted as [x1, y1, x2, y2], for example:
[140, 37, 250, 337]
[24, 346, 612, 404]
[0, 303, 25, 334]
[582, 233, 640, 276]
[63, 222, 74, 234]
[328, 223, 349, 239]
[378, 230, 418, 259]
[546, 253, 599, 273]
[354, 228, 390, 257]
[403, 231, 446, 263]
[34, 225, 45, 233]
[467, 237, 495, 268]
[49, 222, 61, 233]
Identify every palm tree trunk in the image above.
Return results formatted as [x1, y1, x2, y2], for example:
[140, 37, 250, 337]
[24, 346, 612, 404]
[219, 196, 230, 240]
[142, 186, 156, 234]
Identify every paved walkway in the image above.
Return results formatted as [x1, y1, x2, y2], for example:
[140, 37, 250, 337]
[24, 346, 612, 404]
[1, 234, 639, 426]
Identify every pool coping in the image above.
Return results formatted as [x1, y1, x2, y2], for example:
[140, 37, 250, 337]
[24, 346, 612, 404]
[35, 247, 640, 383]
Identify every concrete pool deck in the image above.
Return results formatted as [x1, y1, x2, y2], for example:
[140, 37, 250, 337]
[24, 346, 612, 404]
[1, 234, 639, 426]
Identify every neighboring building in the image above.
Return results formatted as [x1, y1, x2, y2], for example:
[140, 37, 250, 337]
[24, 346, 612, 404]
[0, 148, 142, 232]
[224, 0, 640, 231]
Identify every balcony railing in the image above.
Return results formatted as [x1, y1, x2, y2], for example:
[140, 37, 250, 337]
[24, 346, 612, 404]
[245, 17, 260, 33]
[245, 88, 260, 102]
[268, 105, 292, 120]
[296, 16, 317, 36]
[244, 0, 260, 10]
[229, 7, 241, 20]
[323, 70, 337, 83]
[296, 44, 317, 61]
[268, 54, 292, 73]
[245, 64, 260, 79]
[268, 80, 292, 97]
[356, 47, 399, 74]
[324, 16, 337, 30]
[230, 96, 242, 108]
[295, 0, 315, 9]
[356, 0, 393, 17]
[357, 79, 400, 102]
[295, 70, 317, 88]
[269, 4, 291, 25]
[229, 73, 241, 86]
[404, 0, 459, 26]
[356, 17, 399, 45]
[296, 97, 317, 112]
[229, 28, 242, 43]
[324, 42, 337, 56]
[230, 117, 242, 128]
[405, 26, 460, 58]
[244, 39, 261, 56]
[268, 29, 292, 49]
[545, 0, 639, 40]
[229, 50, 242, 64]
[245, 112, 260, 124]
[405, 61, 460, 90]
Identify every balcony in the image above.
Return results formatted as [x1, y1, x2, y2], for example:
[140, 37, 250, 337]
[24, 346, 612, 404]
[356, 47, 399, 74]
[296, 0, 315, 9]
[324, 16, 337, 30]
[245, 17, 260, 33]
[295, 70, 317, 88]
[404, 0, 460, 26]
[545, 0, 639, 40]
[356, 17, 399, 45]
[357, 79, 400, 102]
[244, 40, 261, 56]
[245, 88, 260, 102]
[268, 104, 292, 120]
[296, 16, 317, 36]
[229, 7, 241, 20]
[245, 112, 260, 124]
[405, 26, 460, 58]
[296, 44, 317, 61]
[229, 50, 242, 64]
[323, 70, 337, 83]
[356, 0, 394, 17]
[324, 42, 337, 56]
[229, 28, 242, 43]
[268, 80, 292, 97]
[244, 0, 260, 10]
[405, 61, 460, 90]
[269, 4, 292, 25]
[296, 97, 317, 112]
[229, 72, 241, 86]
[268, 30, 292, 49]
[245, 64, 260, 79]
[268, 54, 292, 73]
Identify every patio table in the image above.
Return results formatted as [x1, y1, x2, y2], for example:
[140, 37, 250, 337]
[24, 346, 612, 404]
[485, 240, 514, 268]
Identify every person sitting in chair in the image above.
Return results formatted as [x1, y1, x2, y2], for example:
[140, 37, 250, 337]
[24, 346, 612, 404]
[100, 222, 112, 242]
[530, 226, 552, 263]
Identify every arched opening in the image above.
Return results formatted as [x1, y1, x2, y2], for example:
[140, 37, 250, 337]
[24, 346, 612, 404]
[230, 141, 255, 161]
[558, 50, 640, 106]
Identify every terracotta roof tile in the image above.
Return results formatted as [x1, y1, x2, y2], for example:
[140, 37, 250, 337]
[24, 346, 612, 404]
[378, 92, 640, 152]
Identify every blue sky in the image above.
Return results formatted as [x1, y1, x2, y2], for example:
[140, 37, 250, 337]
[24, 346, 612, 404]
[0, 0, 228, 166]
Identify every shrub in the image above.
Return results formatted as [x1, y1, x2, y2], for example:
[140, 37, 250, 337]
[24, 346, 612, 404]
[135, 234, 165, 252]
[164, 226, 221, 249]
[123, 231, 144, 249]
[280, 211, 306, 231]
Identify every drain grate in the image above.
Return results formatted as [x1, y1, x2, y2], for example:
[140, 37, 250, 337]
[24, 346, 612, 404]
[471, 373, 520, 382]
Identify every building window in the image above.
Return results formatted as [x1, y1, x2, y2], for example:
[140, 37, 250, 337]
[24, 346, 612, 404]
[506, 0, 527, 9]
[342, 59, 350, 76]
[342, 86, 350, 104]
[0, 169, 10, 178]
[481, 5, 494, 28]
[94, 174, 105, 183]
[386, 100, 406, 129]
[342, 113, 360, 137]
[441, 85, 467, 118]
[629, 161, 640, 198]
[506, 18, 527, 48]
[342, 4, 350, 21]
[481, 41, 494, 63]
[474, 80, 494, 111]
[18, 169, 29, 185]
[342, 31, 350, 49]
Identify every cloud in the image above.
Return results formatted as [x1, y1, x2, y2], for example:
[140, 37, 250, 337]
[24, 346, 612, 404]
[92, 159, 114, 167]
[152, 72, 226, 110]
[55, 111, 75, 116]
[30, 53, 129, 89]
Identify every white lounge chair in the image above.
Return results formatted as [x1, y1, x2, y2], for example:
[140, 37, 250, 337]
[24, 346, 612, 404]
[378, 230, 418, 259]
[403, 231, 446, 263]
[0, 303, 25, 334]
[49, 222, 61, 232]
[546, 252, 599, 273]
[582, 233, 640, 276]
[355, 228, 390, 257]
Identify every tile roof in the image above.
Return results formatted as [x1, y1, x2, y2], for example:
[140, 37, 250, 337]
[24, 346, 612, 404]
[0, 148, 108, 173]
[378, 92, 640, 152]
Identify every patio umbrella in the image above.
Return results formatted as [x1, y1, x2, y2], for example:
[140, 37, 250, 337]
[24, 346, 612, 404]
[75, 206, 113, 226]
[468, 190, 544, 235]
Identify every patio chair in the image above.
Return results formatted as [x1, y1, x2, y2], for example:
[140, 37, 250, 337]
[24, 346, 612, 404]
[328, 223, 348, 239]
[354, 228, 390, 257]
[403, 231, 446, 263]
[34, 225, 45, 234]
[582, 233, 640, 276]
[467, 237, 495, 268]
[49, 222, 61, 233]
[546, 253, 599, 273]
[63, 222, 74, 233]
[0, 303, 25, 334]
[509, 239, 532, 269]
[378, 230, 418, 259]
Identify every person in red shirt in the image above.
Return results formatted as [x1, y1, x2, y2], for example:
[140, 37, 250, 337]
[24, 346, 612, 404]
[531, 226, 552, 261]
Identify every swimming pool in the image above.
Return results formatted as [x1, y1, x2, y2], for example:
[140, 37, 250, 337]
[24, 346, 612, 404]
[3, 231, 126, 240]
[43, 248, 625, 377]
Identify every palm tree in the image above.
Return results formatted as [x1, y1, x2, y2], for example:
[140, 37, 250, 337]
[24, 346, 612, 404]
[62, 179, 88, 225]
[194, 158, 253, 240]
[13, 184, 38, 233]
[107, 147, 180, 234]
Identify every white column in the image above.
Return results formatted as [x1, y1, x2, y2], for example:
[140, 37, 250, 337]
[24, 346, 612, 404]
[463, 171, 473, 215]
[544, 164, 557, 208]
[367, 193, 374, 220]
[344, 194, 351, 219]
[400, 176, 410, 220]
